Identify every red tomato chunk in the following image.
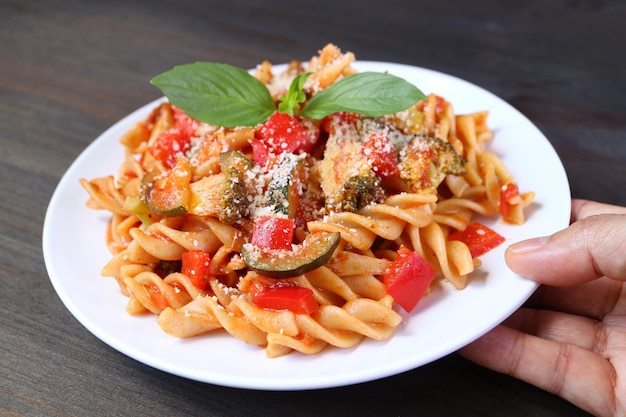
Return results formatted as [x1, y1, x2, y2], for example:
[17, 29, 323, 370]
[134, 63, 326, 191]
[360, 131, 400, 178]
[253, 112, 319, 165]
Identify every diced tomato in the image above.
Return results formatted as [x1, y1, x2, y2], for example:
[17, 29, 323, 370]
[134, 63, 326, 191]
[251, 215, 295, 251]
[360, 131, 400, 178]
[499, 183, 521, 219]
[181, 250, 212, 290]
[320, 111, 360, 134]
[172, 106, 199, 138]
[448, 222, 505, 258]
[254, 112, 319, 165]
[148, 129, 192, 169]
[147, 107, 198, 169]
[251, 137, 270, 166]
[382, 246, 435, 313]
[252, 285, 319, 314]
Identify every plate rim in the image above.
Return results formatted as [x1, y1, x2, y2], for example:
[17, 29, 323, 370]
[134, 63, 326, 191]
[42, 60, 571, 390]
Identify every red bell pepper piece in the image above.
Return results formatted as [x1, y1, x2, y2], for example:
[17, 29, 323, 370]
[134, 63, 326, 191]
[360, 131, 401, 178]
[253, 112, 318, 165]
[251, 215, 295, 251]
[252, 285, 319, 314]
[499, 183, 521, 219]
[448, 222, 505, 258]
[181, 250, 212, 290]
[382, 246, 435, 313]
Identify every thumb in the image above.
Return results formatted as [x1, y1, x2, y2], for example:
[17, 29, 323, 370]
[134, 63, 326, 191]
[505, 213, 626, 286]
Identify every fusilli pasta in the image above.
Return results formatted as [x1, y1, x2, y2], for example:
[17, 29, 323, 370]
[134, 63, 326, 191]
[80, 44, 534, 357]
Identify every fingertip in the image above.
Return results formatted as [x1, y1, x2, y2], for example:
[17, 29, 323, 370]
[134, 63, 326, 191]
[507, 236, 549, 256]
[504, 236, 549, 280]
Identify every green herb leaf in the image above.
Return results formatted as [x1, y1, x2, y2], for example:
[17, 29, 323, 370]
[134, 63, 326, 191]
[301, 72, 426, 119]
[150, 62, 276, 127]
[277, 71, 313, 116]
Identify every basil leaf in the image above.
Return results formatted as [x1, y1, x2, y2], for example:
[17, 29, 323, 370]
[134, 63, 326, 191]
[278, 71, 313, 115]
[150, 62, 276, 127]
[301, 72, 426, 119]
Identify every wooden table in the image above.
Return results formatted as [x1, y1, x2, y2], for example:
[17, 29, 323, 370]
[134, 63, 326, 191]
[2, 1, 624, 415]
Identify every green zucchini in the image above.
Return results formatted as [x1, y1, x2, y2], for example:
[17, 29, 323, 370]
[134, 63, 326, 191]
[140, 159, 191, 217]
[218, 150, 254, 224]
[241, 231, 340, 279]
[336, 171, 383, 212]
[267, 153, 306, 218]
[219, 149, 254, 173]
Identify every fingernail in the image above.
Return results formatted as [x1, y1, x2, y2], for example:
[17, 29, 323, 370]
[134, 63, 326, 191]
[508, 236, 549, 255]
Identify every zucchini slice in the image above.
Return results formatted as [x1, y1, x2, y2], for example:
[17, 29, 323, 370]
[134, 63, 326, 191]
[241, 231, 340, 279]
[267, 153, 306, 218]
[140, 158, 191, 217]
[218, 150, 254, 224]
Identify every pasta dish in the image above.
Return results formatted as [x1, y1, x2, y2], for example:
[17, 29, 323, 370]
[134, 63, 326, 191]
[80, 44, 534, 357]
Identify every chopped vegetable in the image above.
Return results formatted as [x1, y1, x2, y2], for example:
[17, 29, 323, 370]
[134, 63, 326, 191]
[250, 215, 295, 251]
[448, 222, 505, 258]
[218, 169, 249, 223]
[251, 137, 270, 166]
[153, 259, 182, 278]
[320, 111, 360, 135]
[360, 131, 401, 178]
[267, 153, 307, 218]
[337, 172, 384, 212]
[499, 182, 521, 219]
[252, 284, 318, 314]
[220, 149, 254, 173]
[148, 129, 192, 169]
[382, 246, 435, 313]
[122, 195, 153, 225]
[172, 106, 199, 137]
[241, 231, 340, 279]
[218, 150, 254, 224]
[254, 112, 318, 164]
[181, 250, 212, 290]
[140, 157, 192, 217]
[399, 135, 466, 193]
[147, 108, 197, 169]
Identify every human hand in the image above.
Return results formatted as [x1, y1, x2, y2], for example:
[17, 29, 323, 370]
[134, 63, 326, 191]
[459, 199, 626, 417]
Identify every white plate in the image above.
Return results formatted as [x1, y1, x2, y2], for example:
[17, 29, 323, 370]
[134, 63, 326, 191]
[43, 61, 571, 390]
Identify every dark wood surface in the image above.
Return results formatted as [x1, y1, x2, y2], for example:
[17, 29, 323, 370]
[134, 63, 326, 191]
[2, 0, 624, 415]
